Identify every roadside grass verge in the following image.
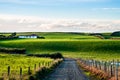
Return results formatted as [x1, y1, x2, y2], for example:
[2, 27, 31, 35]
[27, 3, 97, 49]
[77, 60, 110, 80]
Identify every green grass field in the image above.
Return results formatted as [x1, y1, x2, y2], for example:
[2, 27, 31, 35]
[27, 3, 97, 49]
[0, 32, 120, 61]
[0, 53, 63, 80]
[0, 32, 120, 79]
[0, 53, 53, 75]
[0, 39, 119, 52]
[1, 32, 100, 39]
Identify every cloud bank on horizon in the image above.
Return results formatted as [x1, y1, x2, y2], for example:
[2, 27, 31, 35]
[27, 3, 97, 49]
[0, 0, 120, 32]
[0, 14, 120, 32]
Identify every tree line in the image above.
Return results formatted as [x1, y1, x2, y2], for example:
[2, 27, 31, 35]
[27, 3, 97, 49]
[0, 32, 17, 39]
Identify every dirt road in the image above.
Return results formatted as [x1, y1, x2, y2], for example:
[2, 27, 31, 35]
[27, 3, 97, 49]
[44, 58, 89, 80]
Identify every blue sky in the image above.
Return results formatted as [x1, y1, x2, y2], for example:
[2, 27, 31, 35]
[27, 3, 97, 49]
[0, 0, 120, 32]
[0, 0, 120, 19]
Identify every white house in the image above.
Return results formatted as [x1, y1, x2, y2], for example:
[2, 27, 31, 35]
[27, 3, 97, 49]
[18, 34, 38, 39]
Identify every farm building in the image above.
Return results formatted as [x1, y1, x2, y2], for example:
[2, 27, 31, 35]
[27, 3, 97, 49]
[18, 34, 38, 38]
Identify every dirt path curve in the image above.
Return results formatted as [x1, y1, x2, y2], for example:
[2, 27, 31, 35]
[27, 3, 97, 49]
[44, 58, 89, 80]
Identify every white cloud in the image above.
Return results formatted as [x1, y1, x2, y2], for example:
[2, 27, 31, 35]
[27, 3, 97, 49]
[0, 14, 120, 32]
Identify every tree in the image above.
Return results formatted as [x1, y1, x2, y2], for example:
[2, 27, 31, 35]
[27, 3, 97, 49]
[0, 35, 6, 39]
[8, 32, 17, 38]
[11, 32, 16, 37]
[111, 31, 120, 36]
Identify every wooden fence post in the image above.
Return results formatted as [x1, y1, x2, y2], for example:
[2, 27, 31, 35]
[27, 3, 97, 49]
[113, 59, 115, 76]
[91, 59, 93, 67]
[118, 61, 120, 80]
[99, 61, 101, 70]
[96, 61, 98, 69]
[95, 61, 97, 68]
[28, 67, 31, 75]
[88, 60, 91, 68]
[8, 66, 10, 76]
[20, 67, 22, 80]
[110, 61, 113, 77]
[106, 61, 108, 74]
[34, 64, 36, 71]
[93, 60, 95, 67]
[89, 60, 91, 70]
[104, 62, 107, 72]
[39, 63, 40, 68]
[101, 61, 103, 71]
[107, 61, 110, 75]
[116, 60, 119, 80]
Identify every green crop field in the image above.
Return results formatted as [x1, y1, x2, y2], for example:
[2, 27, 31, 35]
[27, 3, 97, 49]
[0, 32, 120, 61]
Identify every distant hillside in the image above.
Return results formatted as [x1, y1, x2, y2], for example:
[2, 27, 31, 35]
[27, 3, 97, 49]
[16, 32, 99, 39]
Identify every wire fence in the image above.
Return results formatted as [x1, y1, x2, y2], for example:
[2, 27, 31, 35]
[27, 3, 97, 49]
[78, 59, 120, 80]
[0, 59, 63, 80]
[0, 63, 46, 80]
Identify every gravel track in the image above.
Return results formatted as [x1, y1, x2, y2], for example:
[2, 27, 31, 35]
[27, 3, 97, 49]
[44, 58, 89, 80]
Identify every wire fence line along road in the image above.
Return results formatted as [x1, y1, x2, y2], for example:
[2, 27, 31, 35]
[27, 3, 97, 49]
[44, 58, 89, 80]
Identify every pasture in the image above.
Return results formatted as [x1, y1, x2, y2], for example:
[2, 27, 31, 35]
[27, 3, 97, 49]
[0, 53, 63, 80]
[0, 32, 120, 80]
[0, 53, 53, 78]
[0, 32, 120, 60]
